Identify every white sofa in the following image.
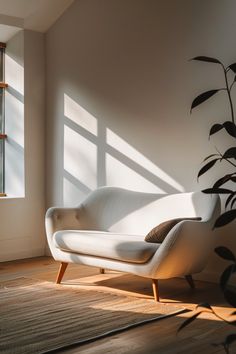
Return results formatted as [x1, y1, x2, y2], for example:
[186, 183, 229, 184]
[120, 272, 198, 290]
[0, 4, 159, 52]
[45, 187, 220, 301]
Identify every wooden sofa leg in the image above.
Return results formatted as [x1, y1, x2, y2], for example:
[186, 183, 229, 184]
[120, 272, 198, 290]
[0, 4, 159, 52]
[56, 262, 68, 284]
[100, 268, 105, 274]
[152, 279, 160, 302]
[185, 275, 195, 289]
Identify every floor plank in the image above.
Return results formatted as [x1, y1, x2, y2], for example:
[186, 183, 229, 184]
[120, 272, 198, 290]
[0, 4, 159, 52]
[0, 256, 234, 354]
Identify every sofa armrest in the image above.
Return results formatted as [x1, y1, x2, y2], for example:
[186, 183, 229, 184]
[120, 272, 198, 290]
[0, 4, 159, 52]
[150, 218, 215, 279]
[162, 218, 211, 250]
[45, 207, 82, 247]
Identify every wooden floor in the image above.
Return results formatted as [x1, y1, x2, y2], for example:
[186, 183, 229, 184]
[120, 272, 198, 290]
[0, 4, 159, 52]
[0, 256, 234, 353]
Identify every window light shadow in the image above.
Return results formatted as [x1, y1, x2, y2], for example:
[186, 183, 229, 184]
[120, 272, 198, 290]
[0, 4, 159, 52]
[5, 137, 24, 196]
[63, 170, 91, 206]
[64, 125, 97, 190]
[6, 85, 24, 104]
[5, 91, 24, 148]
[106, 128, 184, 193]
[63, 93, 185, 206]
[5, 53, 24, 95]
[64, 94, 97, 135]
[65, 271, 227, 308]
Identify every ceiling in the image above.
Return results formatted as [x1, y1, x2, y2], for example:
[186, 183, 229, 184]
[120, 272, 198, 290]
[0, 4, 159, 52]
[0, 0, 74, 38]
[0, 23, 21, 42]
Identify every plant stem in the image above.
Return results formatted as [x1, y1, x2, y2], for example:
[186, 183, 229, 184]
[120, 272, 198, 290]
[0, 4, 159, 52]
[224, 345, 229, 354]
[229, 80, 235, 92]
[223, 66, 235, 124]
[225, 158, 236, 168]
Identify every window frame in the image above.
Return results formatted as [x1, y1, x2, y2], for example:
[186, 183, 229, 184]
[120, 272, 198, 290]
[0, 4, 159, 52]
[0, 42, 8, 197]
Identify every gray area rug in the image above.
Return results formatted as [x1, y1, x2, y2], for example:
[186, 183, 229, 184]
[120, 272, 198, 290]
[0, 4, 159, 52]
[0, 277, 185, 353]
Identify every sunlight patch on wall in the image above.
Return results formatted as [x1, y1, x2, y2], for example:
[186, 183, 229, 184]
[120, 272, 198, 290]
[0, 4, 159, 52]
[63, 93, 184, 199]
[63, 177, 88, 206]
[106, 154, 165, 193]
[64, 125, 97, 191]
[5, 92, 24, 147]
[5, 143, 24, 196]
[64, 94, 97, 135]
[5, 54, 24, 95]
[106, 128, 184, 192]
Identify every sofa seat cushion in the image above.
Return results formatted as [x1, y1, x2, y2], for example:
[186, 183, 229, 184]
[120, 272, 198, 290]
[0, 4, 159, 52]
[53, 230, 160, 264]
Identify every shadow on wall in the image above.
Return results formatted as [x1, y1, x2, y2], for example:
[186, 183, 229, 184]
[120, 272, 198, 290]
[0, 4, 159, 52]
[63, 93, 184, 206]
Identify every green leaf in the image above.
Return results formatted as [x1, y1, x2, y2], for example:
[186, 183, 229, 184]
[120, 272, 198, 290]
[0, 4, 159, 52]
[209, 124, 223, 137]
[191, 56, 222, 64]
[222, 147, 236, 160]
[224, 288, 236, 308]
[213, 175, 234, 189]
[224, 334, 236, 346]
[225, 192, 236, 209]
[177, 312, 200, 333]
[231, 198, 236, 209]
[220, 264, 236, 291]
[191, 90, 219, 112]
[209, 122, 236, 138]
[197, 159, 219, 179]
[229, 63, 236, 73]
[213, 334, 236, 351]
[214, 210, 236, 228]
[196, 302, 212, 311]
[203, 154, 219, 162]
[203, 188, 232, 194]
[223, 121, 236, 138]
[215, 246, 236, 262]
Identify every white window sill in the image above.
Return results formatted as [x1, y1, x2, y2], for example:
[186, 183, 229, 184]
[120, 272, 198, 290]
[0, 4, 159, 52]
[0, 194, 25, 199]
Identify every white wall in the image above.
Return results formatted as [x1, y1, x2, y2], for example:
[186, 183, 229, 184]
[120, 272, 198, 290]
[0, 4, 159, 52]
[0, 30, 46, 261]
[46, 0, 235, 282]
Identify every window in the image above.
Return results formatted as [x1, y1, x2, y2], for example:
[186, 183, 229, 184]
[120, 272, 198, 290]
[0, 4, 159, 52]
[0, 42, 7, 196]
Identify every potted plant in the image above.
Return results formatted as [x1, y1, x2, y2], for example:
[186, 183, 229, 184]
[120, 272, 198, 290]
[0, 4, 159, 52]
[178, 56, 236, 353]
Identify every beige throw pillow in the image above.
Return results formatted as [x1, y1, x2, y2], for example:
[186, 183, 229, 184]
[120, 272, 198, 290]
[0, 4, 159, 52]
[145, 217, 202, 243]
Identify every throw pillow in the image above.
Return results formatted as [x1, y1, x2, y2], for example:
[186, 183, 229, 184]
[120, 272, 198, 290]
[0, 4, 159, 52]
[145, 217, 202, 243]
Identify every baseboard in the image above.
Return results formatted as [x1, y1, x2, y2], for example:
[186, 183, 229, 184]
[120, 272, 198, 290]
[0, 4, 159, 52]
[192, 270, 220, 284]
[0, 247, 46, 262]
[193, 269, 236, 287]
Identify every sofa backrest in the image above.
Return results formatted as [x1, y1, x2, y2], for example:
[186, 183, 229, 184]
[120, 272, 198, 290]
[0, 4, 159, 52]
[77, 187, 220, 235]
